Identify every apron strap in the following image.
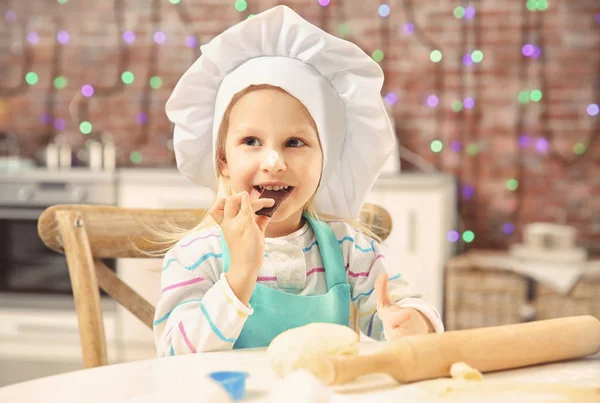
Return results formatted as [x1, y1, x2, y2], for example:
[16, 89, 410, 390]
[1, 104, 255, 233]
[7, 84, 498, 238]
[220, 215, 348, 290]
[303, 213, 348, 290]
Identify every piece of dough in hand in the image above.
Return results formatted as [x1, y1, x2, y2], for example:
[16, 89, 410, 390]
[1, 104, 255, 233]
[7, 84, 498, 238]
[450, 362, 483, 381]
[267, 323, 359, 378]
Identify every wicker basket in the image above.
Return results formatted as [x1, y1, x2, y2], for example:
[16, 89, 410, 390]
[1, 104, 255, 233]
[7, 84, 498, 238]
[444, 250, 600, 331]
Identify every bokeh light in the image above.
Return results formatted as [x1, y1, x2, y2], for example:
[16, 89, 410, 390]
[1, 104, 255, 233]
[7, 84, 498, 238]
[431, 140, 443, 153]
[430, 50, 443, 63]
[121, 71, 135, 84]
[25, 72, 38, 85]
[587, 104, 599, 116]
[426, 95, 439, 107]
[378, 4, 391, 18]
[57, 30, 70, 44]
[447, 230, 460, 242]
[81, 84, 94, 97]
[506, 179, 519, 191]
[27, 32, 40, 45]
[462, 231, 475, 243]
[384, 92, 398, 105]
[79, 121, 93, 135]
[54, 76, 67, 90]
[123, 31, 136, 44]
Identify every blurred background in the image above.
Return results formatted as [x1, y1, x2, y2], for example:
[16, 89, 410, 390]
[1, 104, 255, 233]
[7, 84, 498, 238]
[0, 0, 598, 387]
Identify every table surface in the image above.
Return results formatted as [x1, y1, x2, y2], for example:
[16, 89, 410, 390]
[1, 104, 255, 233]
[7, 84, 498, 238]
[1, 342, 598, 403]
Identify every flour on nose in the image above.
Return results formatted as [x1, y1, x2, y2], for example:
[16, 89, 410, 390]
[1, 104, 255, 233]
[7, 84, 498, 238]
[267, 150, 279, 167]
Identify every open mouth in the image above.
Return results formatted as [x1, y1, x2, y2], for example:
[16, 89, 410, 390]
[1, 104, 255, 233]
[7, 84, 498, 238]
[254, 186, 294, 217]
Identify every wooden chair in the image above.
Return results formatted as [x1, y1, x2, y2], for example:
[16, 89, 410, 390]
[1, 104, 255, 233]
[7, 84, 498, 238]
[37, 203, 392, 368]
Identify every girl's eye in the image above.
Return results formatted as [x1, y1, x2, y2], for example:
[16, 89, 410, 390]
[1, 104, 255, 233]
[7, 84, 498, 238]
[242, 137, 261, 147]
[286, 138, 306, 148]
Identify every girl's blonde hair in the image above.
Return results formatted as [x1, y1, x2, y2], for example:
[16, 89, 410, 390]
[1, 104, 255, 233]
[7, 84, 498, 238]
[145, 84, 380, 256]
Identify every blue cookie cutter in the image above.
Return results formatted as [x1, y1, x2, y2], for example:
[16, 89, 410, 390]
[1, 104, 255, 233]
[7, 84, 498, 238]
[208, 371, 249, 401]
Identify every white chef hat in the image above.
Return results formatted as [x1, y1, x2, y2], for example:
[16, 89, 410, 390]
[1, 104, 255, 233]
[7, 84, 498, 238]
[165, 5, 395, 218]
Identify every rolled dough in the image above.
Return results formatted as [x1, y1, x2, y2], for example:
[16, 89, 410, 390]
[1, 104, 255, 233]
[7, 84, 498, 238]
[267, 323, 359, 378]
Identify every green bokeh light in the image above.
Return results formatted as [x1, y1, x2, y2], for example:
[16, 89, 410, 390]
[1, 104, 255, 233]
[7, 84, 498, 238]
[462, 231, 475, 243]
[338, 23, 350, 38]
[430, 50, 443, 63]
[54, 76, 67, 89]
[26, 72, 39, 85]
[149, 76, 162, 89]
[530, 89, 542, 102]
[453, 6, 465, 19]
[57, 0, 68, 4]
[372, 50, 384, 62]
[121, 71, 135, 85]
[79, 121, 93, 135]
[506, 178, 519, 191]
[234, 0, 247, 12]
[431, 140, 443, 153]
[466, 143, 479, 156]
[518, 91, 530, 103]
[130, 151, 143, 164]
[471, 50, 484, 63]
[573, 143, 586, 155]
[452, 100, 463, 112]
[169, 0, 181, 4]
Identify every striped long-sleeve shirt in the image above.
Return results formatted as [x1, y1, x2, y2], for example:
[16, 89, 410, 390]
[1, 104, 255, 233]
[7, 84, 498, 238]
[153, 219, 444, 356]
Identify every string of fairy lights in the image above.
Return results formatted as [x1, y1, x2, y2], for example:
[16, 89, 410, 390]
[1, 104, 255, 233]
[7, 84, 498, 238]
[1, 0, 599, 248]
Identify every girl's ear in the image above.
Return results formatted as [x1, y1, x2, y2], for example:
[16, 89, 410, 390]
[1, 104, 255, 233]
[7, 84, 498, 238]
[217, 146, 229, 177]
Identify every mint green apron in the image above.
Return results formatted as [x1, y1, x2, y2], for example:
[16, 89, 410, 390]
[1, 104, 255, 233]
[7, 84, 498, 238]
[220, 213, 351, 349]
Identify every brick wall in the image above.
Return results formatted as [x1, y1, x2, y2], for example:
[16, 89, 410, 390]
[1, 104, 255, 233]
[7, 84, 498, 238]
[0, 0, 599, 254]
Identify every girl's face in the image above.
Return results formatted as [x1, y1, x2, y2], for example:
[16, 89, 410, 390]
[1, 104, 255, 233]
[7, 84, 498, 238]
[219, 88, 322, 237]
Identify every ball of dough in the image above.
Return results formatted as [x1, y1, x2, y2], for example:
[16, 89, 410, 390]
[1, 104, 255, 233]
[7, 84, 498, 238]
[267, 323, 359, 378]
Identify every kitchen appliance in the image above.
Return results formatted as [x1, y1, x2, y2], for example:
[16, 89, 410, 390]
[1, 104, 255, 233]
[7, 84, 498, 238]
[0, 168, 119, 386]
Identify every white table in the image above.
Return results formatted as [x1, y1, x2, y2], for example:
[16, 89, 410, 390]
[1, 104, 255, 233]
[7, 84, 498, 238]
[1, 342, 598, 403]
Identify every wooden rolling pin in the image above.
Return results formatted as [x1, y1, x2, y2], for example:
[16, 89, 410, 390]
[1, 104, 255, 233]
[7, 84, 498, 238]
[305, 315, 600, 385]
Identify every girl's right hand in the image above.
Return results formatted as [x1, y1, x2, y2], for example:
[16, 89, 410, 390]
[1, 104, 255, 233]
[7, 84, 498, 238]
[208, 191, 274, 275]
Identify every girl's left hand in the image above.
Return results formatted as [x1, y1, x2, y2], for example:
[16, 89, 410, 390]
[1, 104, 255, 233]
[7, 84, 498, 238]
[374, 273, 433, 341]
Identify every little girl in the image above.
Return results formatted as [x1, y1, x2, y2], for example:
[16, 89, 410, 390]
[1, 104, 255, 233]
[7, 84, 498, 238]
[154, 5, 444, 356]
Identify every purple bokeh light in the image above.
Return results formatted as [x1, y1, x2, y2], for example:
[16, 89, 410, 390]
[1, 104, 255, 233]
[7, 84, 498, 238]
[137, 112, 149, 125]
[587, 103, 599, 116]
[463, 97, 475, 109]
[462, 185, 475, 200]
[426, 94, 439, 107]
[503, 223, 515, 235]
[451, 141, 462, 152]
[123, 31, 135, 44]
[27, 32, 40, 45]
[81, 84, 94, 97]
[522, 44, 534, 57]
[403, 22, 414, 35]
[57, 30, 70, 44]
[41, 113, 52, 125]
[447, 230, 460, 242]
[53, 118, 66, 131]
[153, 32, 166, 44]
[318, 0, 330, 6]
[462, 54, 474, 66]
[186, 36, 198, 48]
[518, 135, 531, 148]
[5, 10, 17, 23]
[464, 6, 476, 19]
[384, 92, 398, 105]
[535, 138, 549, 153]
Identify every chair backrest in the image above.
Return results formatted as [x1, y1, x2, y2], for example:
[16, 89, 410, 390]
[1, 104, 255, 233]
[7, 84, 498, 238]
[38, 203, 392, 368]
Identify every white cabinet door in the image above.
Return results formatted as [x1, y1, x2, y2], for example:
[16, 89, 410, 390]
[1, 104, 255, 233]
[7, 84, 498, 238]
[367, 175, 456, 315]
